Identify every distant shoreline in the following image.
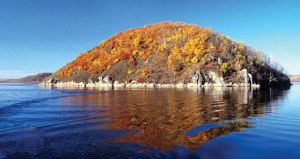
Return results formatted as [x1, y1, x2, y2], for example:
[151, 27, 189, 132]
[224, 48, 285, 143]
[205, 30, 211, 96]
[289, 75, 300, 82]
[0, 81, 39, 84]
[0, 73, 52, 84]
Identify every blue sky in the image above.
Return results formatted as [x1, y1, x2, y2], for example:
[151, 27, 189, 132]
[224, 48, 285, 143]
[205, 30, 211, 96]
[0, 0, 299, 78]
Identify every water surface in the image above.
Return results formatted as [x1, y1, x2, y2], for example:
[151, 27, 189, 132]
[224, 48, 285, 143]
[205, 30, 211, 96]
[0, 83, 299, 159]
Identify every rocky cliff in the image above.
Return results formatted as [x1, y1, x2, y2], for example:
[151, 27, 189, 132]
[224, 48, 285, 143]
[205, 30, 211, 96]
[40, 22, 291, 88]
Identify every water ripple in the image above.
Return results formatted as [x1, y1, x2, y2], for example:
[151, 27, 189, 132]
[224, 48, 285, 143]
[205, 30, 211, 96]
[0, 84, 299, 159]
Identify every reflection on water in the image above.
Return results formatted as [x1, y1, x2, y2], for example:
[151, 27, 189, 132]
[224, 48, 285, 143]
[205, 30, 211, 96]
[1, 83, 296, 159]
[61, 87, 287, 152]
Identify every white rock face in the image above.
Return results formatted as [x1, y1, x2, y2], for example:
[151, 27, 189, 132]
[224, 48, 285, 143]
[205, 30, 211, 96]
[175, 83, 185, 88]
[54, 81, 86, 88]
[239, 69, 253, 86]
[190, 71, 203, 87]
[86, 82, 95, 88]
[208, 71, 225, 86]
[146, 83, 155, 88]
[240, 69, 248, 84]
[112, 81, 124, 87]
[248, 73, 253, 86]
[103, 76, 113, 84]
[187, 83, 198, 88]
[39, 71, 260, 89]
[191, 73, 199, 83]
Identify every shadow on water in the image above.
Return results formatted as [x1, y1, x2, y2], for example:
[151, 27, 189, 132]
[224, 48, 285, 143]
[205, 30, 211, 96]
[0, 86, 290, 159]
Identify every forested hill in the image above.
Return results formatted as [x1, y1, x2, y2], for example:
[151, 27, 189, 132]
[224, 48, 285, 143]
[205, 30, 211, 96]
[44, 22, 290, 87]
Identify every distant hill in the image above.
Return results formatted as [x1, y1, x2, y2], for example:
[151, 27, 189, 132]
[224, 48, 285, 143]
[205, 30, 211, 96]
[41, 22, 290, 88]
[289, 75, 300, 81]
[0, 73, 52, 83]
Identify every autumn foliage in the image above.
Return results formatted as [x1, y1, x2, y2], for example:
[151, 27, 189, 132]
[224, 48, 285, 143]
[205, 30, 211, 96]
[56, 22, 265, 78]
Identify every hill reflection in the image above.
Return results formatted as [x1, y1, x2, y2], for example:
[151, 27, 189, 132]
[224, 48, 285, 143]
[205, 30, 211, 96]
[62, 87, 288, 152]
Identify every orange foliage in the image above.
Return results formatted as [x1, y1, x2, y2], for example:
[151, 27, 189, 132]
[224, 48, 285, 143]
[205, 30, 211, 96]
[56, 22, 263, 77]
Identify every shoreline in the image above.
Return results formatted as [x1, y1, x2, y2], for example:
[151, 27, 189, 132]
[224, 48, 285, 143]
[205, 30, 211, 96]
[39, 81, 260, 89]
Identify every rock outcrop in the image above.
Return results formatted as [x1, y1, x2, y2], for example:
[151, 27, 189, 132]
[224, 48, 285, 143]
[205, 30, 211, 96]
[40, 69, 261, 89]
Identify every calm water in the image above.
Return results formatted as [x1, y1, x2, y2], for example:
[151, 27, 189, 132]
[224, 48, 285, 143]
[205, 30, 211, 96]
[0, 83, 300, 159]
